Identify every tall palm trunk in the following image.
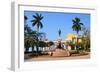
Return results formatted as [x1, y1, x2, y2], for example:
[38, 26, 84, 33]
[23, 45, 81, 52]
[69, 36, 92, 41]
[36, 39, 39, 53]
[76, 32, 79, 51]
[36, 27, 39, 53]
[32, 46, 34, 53]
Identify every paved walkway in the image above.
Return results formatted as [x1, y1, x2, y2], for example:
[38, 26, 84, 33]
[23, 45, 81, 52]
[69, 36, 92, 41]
[25, 54, 90, 62]
[48, 49, 70, 57]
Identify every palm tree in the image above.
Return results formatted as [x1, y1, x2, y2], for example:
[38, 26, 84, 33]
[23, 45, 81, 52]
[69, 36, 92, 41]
[24, 16, 28, 25]
[24, 16, 32, 34]
[31, 13, 43, 32]
[72, 17, 83, 35]
[24, 15, 30, 53]
[72, 17, 83, 50]
[31, 13, 44, 53]
[24, 16, 28, 33]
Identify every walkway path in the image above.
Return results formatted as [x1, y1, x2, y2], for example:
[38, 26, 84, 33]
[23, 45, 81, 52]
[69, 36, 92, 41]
[25, 53, 90, 62]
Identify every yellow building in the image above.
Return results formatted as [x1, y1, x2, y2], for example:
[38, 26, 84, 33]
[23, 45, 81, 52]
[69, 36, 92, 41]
[66, 33, 75, 41]
[66, 33, 82, 43]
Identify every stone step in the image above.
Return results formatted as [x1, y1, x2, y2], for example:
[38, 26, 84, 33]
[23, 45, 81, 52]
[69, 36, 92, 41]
[52, 49, 70, 57]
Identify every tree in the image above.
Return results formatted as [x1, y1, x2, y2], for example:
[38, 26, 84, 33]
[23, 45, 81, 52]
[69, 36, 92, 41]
[24, 30, 37, 53]
[24, 15, 31, 53]
[24, 37, 31, 53]
[72, 17, 83, 34]
[47, 41, 54, 48]
[81, 26, 90, 51]
[24, 15, 37, 53]
[82, 25, 90, 37]
[24, 16, 28, 25]
[46, 41, 54, 51]
[24, 24, 32, 35]
[38, 41, 46, 51]
[37, 32, 46, 41]
[72, 17, 83, 50]
[31, 13, 43, 32]
[24, 15, 32, 36]
[31, 13, 44, 53]
[67, 41, 75, 50]
[29, 31, 38, 52]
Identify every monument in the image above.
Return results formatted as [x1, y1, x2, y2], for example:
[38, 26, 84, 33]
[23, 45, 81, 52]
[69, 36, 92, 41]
[49, 29, 70, 57]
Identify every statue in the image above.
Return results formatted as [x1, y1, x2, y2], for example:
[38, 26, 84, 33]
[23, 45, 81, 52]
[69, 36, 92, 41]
[58, 29, 61, 37]
[57, 29, 63, 49]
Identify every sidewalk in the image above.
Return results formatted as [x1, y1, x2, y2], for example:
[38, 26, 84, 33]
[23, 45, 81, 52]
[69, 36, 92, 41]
[25, 54, 90, 62]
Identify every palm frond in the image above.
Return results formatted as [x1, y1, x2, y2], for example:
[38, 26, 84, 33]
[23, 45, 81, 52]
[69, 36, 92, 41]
[72, 19, 76, 23]
[39, 22, 43, 29]
[33, 15, 38, 19]
[32, 20, 37, 26]
[24, 16, 28, 20]
[80, 23, 84, 25]
[31, 19, 35, 22]
[75, 17, 80, 23]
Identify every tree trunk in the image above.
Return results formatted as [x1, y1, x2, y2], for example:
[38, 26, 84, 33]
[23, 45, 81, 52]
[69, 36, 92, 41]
[36, 43, 39, 52]
[32, 46, 34, 53]
[37, 27, 39, 54]
[76, 33, 79, 51]
[26, 48, 29, 53]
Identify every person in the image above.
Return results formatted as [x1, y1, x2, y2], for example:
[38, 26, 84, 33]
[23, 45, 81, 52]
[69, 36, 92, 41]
[51, 51, 53, 56]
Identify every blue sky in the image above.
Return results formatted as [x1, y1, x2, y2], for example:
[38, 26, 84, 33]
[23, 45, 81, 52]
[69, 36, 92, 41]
[24, 11, 90, 41]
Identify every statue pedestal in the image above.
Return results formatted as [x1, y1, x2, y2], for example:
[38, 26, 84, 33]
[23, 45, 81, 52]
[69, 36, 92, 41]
[51, 49, 70, 57]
